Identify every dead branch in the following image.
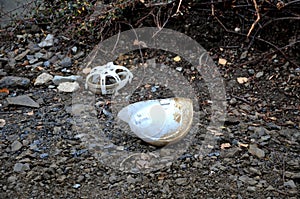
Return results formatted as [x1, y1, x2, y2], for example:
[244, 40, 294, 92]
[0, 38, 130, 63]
[214, 16, 300, 68]
[172, 0, 183, 17]
[247, 0, 261, 37]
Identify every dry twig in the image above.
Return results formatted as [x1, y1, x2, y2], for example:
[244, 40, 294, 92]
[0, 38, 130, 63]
[247, 0, 261, 37]
[214, 16, 300, 68]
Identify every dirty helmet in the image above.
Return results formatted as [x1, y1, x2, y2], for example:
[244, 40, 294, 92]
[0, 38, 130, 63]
[117, 97, 193, 146]
[85, 62, 133, 94]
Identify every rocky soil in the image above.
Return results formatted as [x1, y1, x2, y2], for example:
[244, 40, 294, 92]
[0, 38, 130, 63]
[0, 0, 299, 198]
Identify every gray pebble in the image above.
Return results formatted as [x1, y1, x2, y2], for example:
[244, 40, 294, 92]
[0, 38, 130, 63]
[246, 186, 256, 192]
[255, 71, 264, 78]
[13, 163, 30, 173]
[248, 144, 265, 158]
[11, 140, 22, 152]
[175, 178, 188, 186]
[284, 180, 296, 188]
[248, 69, 255, 75]
[60, 57, 72, 67]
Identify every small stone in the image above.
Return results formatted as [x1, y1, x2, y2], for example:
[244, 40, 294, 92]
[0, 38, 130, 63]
[52, 75, 82, 85]
[284, 180, 296, 188]
[38, 34, 54, 47]
[0, 76, 30, 88]
[229, 98, 237, 105]
[239, 175, 257, 185]
[255, 71, 264, 78]
[248, 69, 255, 75]
[77, 175, 85, 183]
[265, 185, 275, 191]
[259, 135, 271, 142]
[237, 77, 248, 84]
[109, 175, 118, 184]
[7, 175, 17, 183]
[234, 27, 240, 32]
[15, 49, 30, 61]
[73, 184, 81, 189]
[266, 122, 281, 130]
[175, 178, 188, 186]
[57, 175, 66, 182]
[248, 144, 265, 158]
[249, 167, 261, 175]
[7, 95, 40, 108]
[285, 171, 300, 179]
[218, 58, 227, 65]
[57, 82, 80, 92]
[246, 186, 256, 192]
[11, 140, 22, 152]
[240, 51, 248, 60]
[29, 58, 38, 64]
[60, 57, 72, 67]
[43, 61, 50, 67]
[13, 163, 30, 173]
[127, 175, 136, 184]
[73, 51, 85, 59]
[71, 46, 77, 54]
[34, 52, 44, 59]
[34, 73, 53, 86]
[40, 153, 49, 159]
[176, 67, 183, 72]
[30, 61, 43, 69]
[0, 119, 6, 127]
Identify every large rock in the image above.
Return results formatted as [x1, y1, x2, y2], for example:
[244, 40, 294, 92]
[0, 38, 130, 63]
[7, 95, 40, 108]
[34, 73, 53, 86]
[0, 76, 30, 88]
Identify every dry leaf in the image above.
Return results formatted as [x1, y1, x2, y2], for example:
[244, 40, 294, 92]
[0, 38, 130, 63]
[218, 58, 227, 65]
[0, 88, 9, 94]
[173, 56, 181, 62]
[221, 143, 231, 149]
[237, 77, 248, 84]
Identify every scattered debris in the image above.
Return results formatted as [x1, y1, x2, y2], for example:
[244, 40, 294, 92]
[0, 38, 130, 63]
[85, 62, 133, 94]
[118, 98, 193, 146]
